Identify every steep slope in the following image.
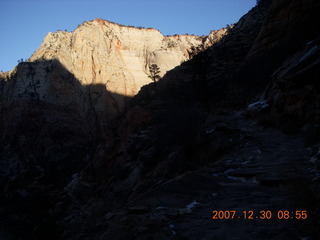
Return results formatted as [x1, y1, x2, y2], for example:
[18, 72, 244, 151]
[236, 0, 320, 104]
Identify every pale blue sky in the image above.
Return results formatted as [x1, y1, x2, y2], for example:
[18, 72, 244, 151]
[0, 0, 256, 71]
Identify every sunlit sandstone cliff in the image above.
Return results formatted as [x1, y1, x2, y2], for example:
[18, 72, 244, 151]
[26, 19, 226, 114]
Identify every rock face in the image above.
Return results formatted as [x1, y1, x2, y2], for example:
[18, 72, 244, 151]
[27, 19, 225, 117]
[237, 0, 320, 97]
[265, 38, 320, 133]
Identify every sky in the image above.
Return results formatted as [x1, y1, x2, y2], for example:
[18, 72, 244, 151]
[0, 0, 256, 72]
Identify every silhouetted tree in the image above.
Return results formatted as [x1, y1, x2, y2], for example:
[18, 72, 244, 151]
[148, 64, 161, 82]
[189, 45, 205, 58]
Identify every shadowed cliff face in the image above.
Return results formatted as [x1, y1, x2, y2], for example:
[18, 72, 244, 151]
[234, 0, 320, 104]
[0, 59, 131, 239]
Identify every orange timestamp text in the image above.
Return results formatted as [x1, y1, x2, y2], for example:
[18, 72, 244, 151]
[212, 210, 308, 220]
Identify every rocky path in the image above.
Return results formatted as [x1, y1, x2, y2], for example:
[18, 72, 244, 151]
[171, 114, 312, 240]
[95, 112, 319, 240]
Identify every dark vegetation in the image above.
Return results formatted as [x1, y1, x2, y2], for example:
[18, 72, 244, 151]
[147, 64, 161, 83]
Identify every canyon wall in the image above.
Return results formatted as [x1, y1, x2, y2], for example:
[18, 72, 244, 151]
[25, 19, 225, 117]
